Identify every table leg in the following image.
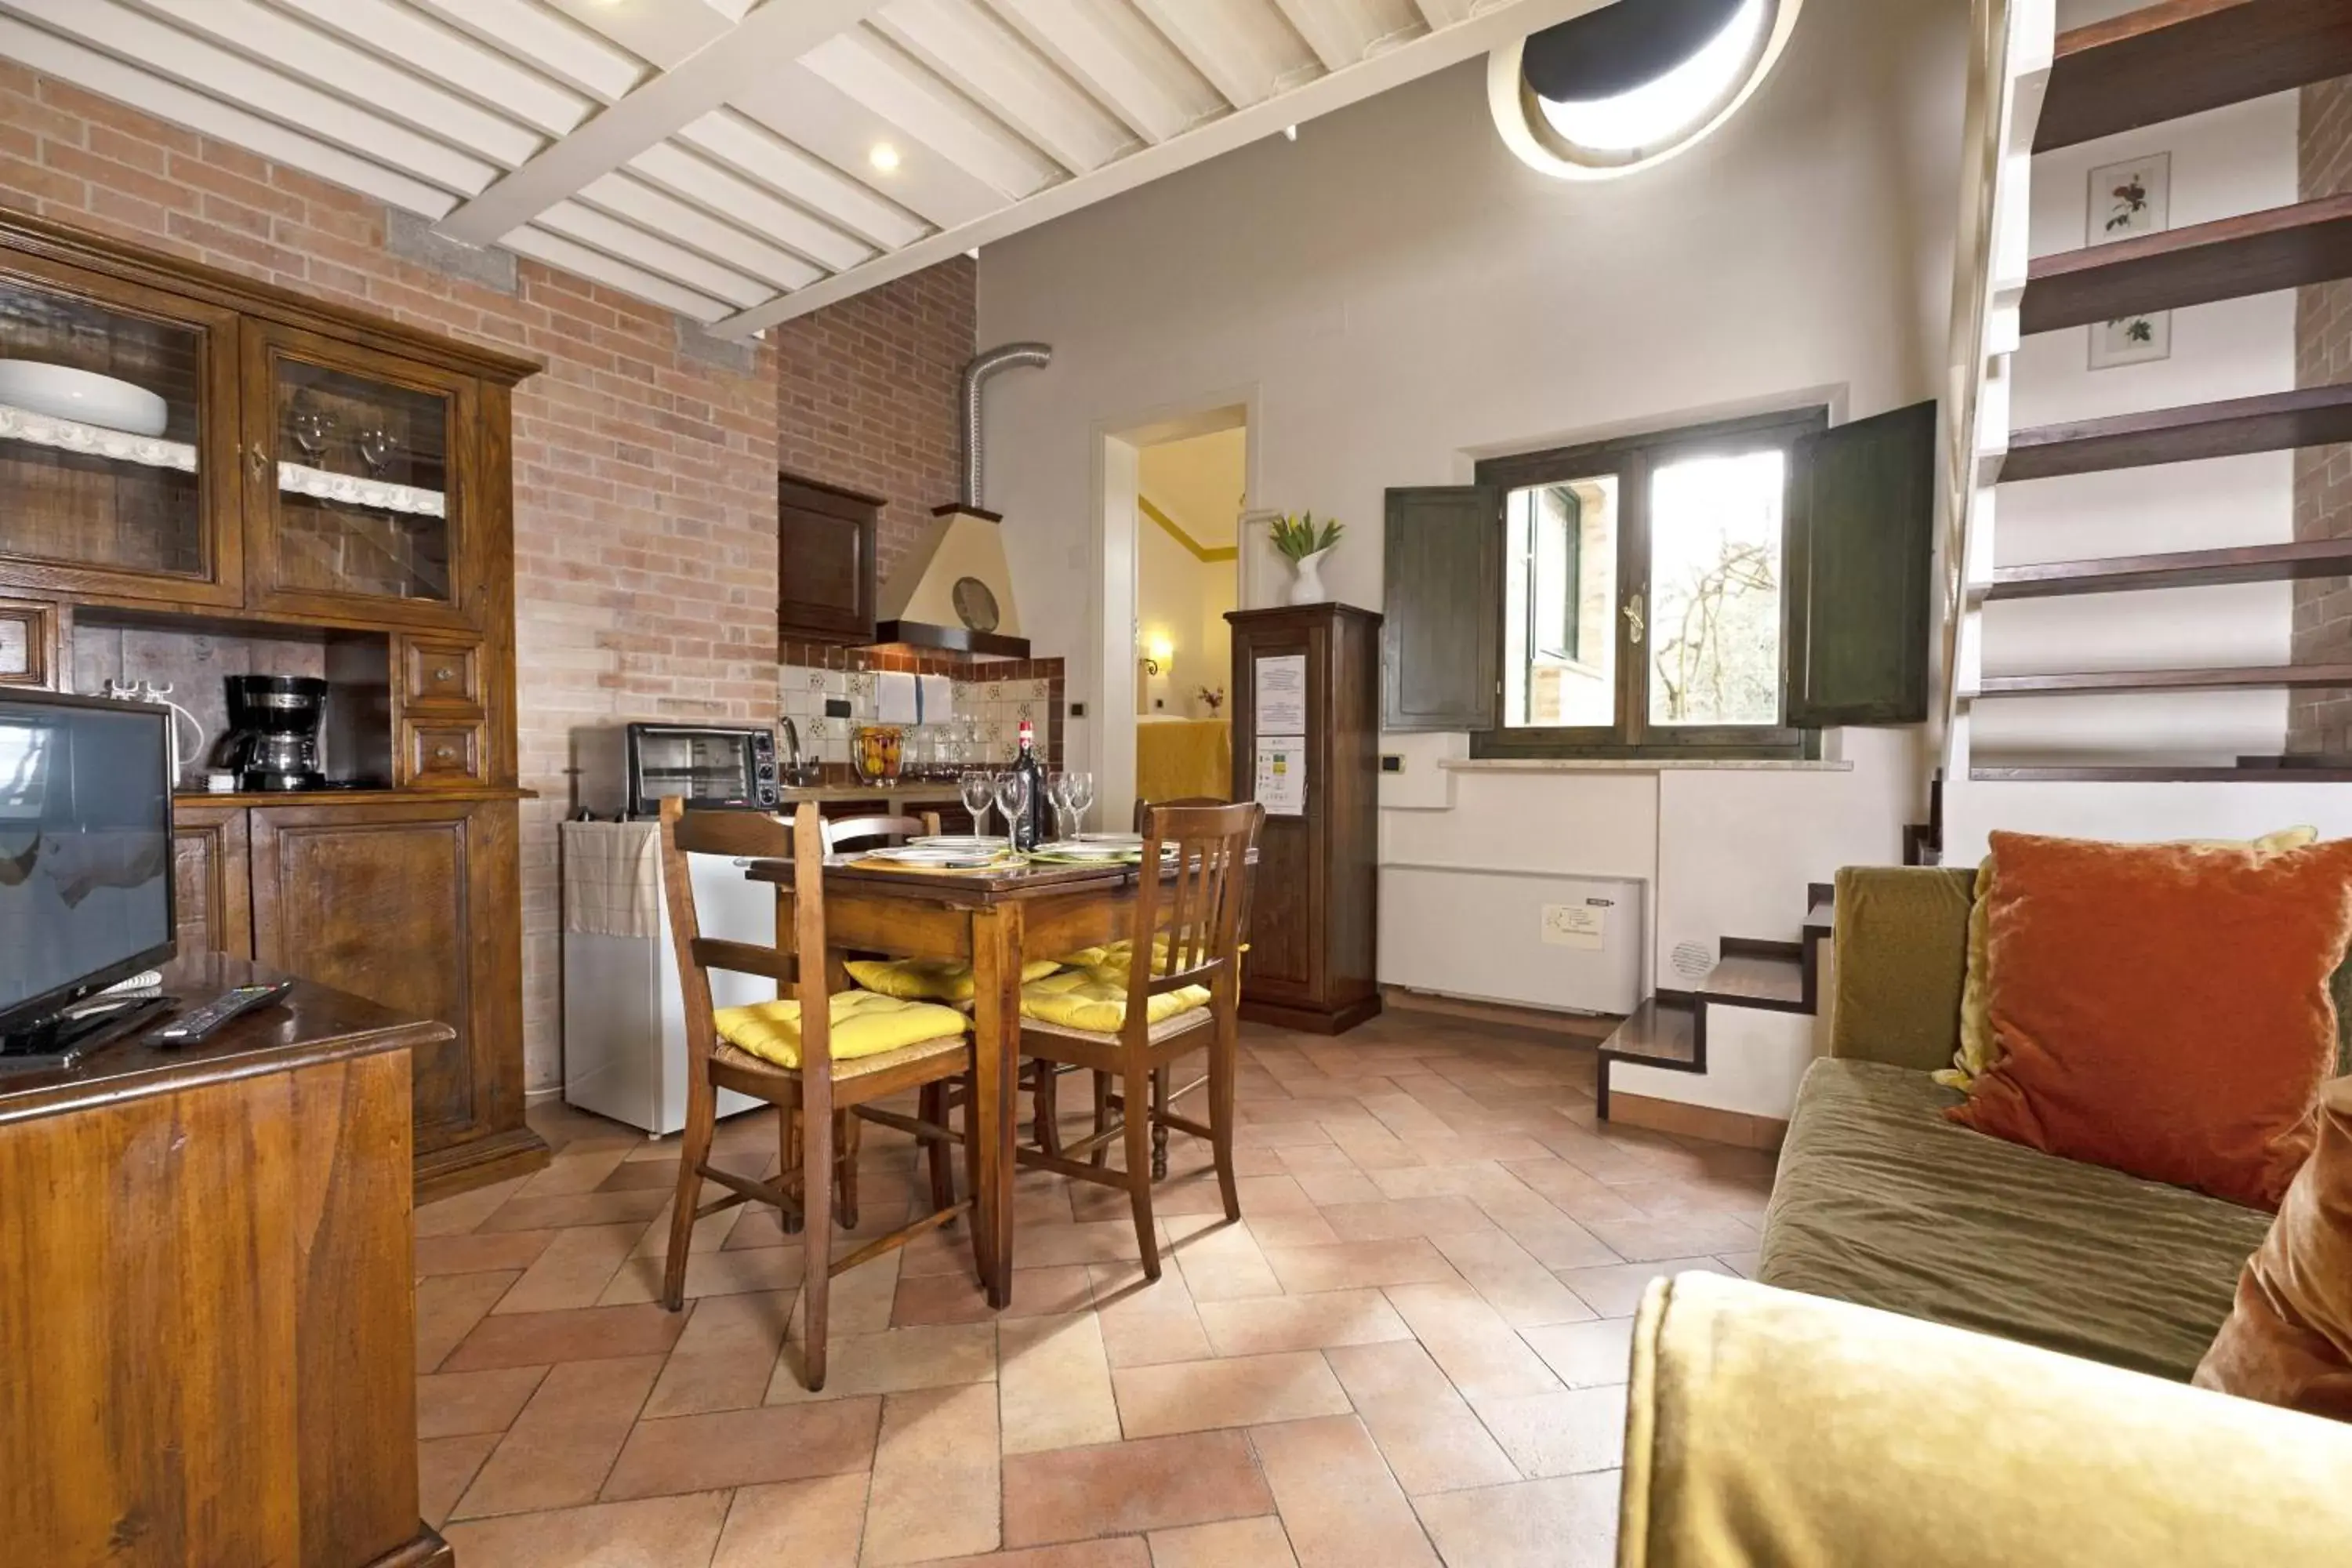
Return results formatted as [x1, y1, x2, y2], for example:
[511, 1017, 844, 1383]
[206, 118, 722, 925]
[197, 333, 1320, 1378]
[970, 905, 1024, 1308]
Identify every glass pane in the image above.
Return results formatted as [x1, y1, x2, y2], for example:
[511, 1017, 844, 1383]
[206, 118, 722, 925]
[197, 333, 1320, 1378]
[274, 358, 452, 602]
[0, 279, 205, 576]
[1648, 448, 1785, 727]
[1504, 477, 1618, 728]
[636, 733, 750, 800]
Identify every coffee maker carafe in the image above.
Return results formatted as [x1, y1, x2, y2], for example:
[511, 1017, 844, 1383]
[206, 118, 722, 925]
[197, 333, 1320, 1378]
[220, 675, 328, 791]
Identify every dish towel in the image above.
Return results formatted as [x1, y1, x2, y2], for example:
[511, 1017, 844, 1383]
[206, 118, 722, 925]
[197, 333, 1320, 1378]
[877, 670, 919, 725]
[562, 820, 661, 940]
[918, 673, 954, 724]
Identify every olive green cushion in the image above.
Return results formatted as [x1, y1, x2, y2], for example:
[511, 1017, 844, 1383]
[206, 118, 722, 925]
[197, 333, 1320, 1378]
[1759, 1058, 2274, 1383]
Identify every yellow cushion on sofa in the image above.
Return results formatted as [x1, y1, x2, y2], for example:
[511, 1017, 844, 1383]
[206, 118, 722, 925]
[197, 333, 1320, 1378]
[715, 989, 968, 1070]
[846, 956, 1059, 1003]
[1021, 969, 1211, 1034]
[1049, 946, 1115, 968]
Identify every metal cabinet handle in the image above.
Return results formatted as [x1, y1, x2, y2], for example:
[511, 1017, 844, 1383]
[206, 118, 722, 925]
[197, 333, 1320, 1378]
[434, 666, 456, 682]
[246, 447, 269, 481]
[1623, 593, 1646, 647]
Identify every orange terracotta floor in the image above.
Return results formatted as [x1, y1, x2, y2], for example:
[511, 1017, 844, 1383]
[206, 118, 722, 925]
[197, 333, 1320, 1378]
[413, 1011, 1774, 1567]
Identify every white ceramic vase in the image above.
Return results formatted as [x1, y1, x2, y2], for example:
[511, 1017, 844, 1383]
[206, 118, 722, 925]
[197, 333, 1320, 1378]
[1286, 546, 1334, 606]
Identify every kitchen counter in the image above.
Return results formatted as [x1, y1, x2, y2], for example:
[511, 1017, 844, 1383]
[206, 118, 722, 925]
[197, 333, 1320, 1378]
[778, 782, 967, 804]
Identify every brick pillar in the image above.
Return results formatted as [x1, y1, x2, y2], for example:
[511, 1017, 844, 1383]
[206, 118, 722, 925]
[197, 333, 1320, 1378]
[2291, 78, 2352, 754]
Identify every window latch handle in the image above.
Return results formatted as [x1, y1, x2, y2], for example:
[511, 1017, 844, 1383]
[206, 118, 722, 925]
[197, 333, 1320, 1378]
[1623, 593, 1646, 647]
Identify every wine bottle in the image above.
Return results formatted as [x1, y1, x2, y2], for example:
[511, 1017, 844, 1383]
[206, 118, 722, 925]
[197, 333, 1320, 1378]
[1012, 719, 1049, 851]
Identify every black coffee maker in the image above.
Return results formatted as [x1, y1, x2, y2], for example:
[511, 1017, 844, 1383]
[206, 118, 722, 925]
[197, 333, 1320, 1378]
[220, 675, 328, 790]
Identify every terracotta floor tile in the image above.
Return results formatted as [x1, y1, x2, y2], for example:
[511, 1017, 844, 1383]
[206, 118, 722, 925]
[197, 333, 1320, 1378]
[1087, 1262, 1214, 1368]
[1112, 1350, 1350, 1439]
[1000, 1311, 1123, 1454]
[1319, 1197, 1496, 1243]
[1552, 1258, 1726, 1319]
[413, 1174, 533, 1238]
[1381, 1281, 1563, 1403]
[1410, 1472, 1620, 1568]
[643, 1289, 795, 1419]
[596, 1160, 680, 1192]
[517, 1145, 633, 1197]
[1165, 1221, 1285, 1303]
[710, 1475, 869, 1567]
[451, 1355, 663, 1519]
[1272, 1142, 1360, 1174]
[628, 1196, 742, 1259]
[419, 1432, 499, 1528]
[862, 1381, 1003, 1564]
[417, 1366, 549, 1439]
[1366, 1161, 1533, 1204]
[1428, 1230, 1597, 1328]
[439, 1491, 731, 1568]
[1148, 1515, 1298, 1568]
[1468, 1388, 1628, 1478]
[1002, 1431, 1273, 1546]
[1321, 1342, 1519, 1497]
[597, 1243, 808, 1306]
[1195, 1289, 1411, 1356]
[1488, 1212, 1624, 1272]
[477, 1189, 673, 1233]
[1289, 1169, 1385, 1207]
[601, 1399, 881, 1501]
[786, 1251, 906, 1341]
[492, 1223, 646, 1315]
[894, 1264, 1093, 1326]
[1519, 1319, 1636, 1390]
[416, 1229, 557, 1278]
[1000, 1219, 1145, 1269]
[416, 1270, 521, 1374]
[1717, 1248, 1762, 1278]
[1580, 1210, 1759, 1265]
[1240, 1210, 1342, 1249]
[1260, 1239, 1458, 1294]
[442, 1302, 690, 1373]
[768, 1321, 999, 1406]
[1156, 1173, 1316, 1216]
[1247, 1414, 1439, 1568]
[914, 1543, 1152, 1567]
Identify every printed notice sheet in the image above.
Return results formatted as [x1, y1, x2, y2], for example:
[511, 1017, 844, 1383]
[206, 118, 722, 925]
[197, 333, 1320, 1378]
[1254, 654, 1308, 734]
[1254, 738, 1305, 816]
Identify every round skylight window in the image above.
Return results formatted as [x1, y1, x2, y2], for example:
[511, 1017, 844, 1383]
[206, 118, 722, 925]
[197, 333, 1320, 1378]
[1490, 0, 1803, 180]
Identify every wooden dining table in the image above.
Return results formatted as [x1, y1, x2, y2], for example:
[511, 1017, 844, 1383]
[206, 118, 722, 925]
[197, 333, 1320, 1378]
[741, 850, 1206, 1308]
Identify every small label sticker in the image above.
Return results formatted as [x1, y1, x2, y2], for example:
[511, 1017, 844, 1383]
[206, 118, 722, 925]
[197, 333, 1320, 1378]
[1541, 904, 1606, 949]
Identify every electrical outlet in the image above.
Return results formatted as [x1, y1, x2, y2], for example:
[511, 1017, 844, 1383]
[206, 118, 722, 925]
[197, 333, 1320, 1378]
[1541, 904, 1605, 949]
[1380, 754, 1404, 774]
[1068, 702, 1086, 718]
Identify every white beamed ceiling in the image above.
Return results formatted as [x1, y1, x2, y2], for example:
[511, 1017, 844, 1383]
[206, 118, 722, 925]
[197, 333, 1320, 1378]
[0, 0, 1604, 335]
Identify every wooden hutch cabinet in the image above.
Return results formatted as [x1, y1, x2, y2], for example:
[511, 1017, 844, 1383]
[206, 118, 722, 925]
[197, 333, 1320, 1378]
[0, 209, 547, 1199]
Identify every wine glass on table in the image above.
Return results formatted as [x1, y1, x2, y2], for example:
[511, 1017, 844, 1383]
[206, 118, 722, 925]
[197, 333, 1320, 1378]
[993, 769, 1033, 853]
[960, 769, 995, 841]
[1062, 771, 1094, 837]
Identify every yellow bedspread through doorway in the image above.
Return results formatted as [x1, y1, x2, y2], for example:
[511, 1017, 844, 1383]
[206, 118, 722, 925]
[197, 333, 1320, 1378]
[1136, 718, 1231, 805]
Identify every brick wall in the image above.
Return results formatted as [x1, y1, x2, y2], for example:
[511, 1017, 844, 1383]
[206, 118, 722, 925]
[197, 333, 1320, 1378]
[0, 63, 781, 1090]
[2290, 77, 2352, 753]
[775, 257, 975, 590]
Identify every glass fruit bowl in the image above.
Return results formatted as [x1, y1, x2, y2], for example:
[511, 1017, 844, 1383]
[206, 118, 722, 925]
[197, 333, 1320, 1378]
[854, 724, 904, 786]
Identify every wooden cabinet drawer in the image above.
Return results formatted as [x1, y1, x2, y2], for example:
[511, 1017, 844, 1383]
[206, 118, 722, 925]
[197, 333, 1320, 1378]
[401, 638, 481, 710]
[0, 597, 59, 688]
[402, 719, 485, 786]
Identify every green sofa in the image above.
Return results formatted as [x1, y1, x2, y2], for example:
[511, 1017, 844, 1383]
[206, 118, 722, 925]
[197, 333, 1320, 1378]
[1755, 866, 2273, 1382]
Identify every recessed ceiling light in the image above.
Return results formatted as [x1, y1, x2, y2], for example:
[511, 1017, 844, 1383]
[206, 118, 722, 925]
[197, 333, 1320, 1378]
[869, 143, 902, 172]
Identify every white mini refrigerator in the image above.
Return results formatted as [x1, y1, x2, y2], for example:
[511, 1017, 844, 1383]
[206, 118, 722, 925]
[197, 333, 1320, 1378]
[561, 819, 768, 1135]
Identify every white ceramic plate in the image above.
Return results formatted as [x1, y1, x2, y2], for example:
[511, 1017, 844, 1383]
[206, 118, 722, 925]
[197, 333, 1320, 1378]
[0, 361, 169, 437]
[1032, 841, 1132, 860]
[863, 845, 1000, 868]
[1074, 833, 1144, 847]
[911, 835, 1008, 851]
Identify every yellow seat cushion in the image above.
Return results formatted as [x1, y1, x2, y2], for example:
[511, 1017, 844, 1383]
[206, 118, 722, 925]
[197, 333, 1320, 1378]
[845, 956, 1059, 1003]
[715, 989, 968, 1071]
[1021, 968, 1211, 1035]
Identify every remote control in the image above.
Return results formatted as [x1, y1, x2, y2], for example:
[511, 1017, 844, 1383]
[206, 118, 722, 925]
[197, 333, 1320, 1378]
[148, 982, 295, 1047]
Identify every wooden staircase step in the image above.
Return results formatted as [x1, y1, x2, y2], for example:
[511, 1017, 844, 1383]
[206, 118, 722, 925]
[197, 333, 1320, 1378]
[1973, 764, 2352, 782]
[2034, 0, 2352, 154]
[1985, 540, 2352, 599]
[1979, 662, 2352, 695]
[2022, 194, 2352, 335]
[2001, 385, 2352, 482]
[1697, 946, 1809, 1013]
[1599, 997, 1697, 1069]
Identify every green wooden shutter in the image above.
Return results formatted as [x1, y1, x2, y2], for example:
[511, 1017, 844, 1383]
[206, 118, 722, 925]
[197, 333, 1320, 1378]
[1383, 485, 1501, 731]
[1784, 401, 1938, 728]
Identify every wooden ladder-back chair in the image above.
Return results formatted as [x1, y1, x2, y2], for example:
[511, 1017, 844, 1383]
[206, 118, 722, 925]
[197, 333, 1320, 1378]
[821, 812, 940, 854]
[656, 799, 975, 1391]
[1016, 800, 1261, 1279]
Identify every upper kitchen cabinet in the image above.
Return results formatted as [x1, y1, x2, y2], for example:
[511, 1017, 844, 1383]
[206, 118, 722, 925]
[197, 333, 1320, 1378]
[0, 256, 244, 608]
[779, 474, 880, 645]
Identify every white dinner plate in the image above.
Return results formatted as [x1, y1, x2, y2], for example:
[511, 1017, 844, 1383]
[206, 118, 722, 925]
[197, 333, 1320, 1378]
[911, 835, 1008, 851]
[1074, 833, 1144, 847]
[1032, 840, 1131, 860]
[862, 845, 1000, 868]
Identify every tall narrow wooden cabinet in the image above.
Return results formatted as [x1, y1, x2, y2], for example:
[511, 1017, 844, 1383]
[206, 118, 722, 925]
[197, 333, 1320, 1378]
[0, 208, 547, 1200]
[1228, 604, 1383, 1034]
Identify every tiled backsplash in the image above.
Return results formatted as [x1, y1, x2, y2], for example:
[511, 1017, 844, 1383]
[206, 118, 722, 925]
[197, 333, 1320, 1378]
[777, 654, 1064, 770]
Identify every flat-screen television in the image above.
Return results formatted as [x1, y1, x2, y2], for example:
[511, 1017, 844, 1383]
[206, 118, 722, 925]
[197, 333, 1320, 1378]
[0, 688, 176, 1038]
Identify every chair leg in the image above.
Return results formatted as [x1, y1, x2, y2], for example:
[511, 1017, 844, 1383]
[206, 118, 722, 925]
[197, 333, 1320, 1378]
[960, 1070, 981, 1239]
[1151, 1066, 1171, 1181]
[661, 1077, 717, 1312]
[1210, 1017, 1241, 1224]
[835, 1109, 861, 1232]
[779, 1108, 804, 1236]
[799, 1102, 835, 1393]
[1122, 1055, 1161, 1281]
[1090, 1070, 1113, 1170]
[922, 1081, 956, 1216]
[1033, 1058, 1060, 1156]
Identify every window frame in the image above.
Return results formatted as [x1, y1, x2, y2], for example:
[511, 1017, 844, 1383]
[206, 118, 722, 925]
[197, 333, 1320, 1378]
[1472, 405, 1828, 761]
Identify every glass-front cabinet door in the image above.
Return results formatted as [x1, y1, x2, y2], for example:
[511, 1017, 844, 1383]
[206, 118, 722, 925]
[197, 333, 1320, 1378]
[0, 260, 242, 605]
[243, 323, 474, 627]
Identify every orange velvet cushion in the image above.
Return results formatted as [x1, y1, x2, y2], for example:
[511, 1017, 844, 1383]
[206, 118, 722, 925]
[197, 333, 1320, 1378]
[2195, 1076, 2352, 1419]
[1951, 831, 2352, 1210]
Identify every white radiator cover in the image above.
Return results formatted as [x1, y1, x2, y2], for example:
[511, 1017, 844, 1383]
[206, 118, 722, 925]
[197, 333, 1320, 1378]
[1377, 864, 1646, 1015]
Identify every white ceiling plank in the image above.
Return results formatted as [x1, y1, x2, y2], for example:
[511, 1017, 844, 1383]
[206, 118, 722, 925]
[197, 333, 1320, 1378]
[874, 0, 1131, 175]
[502, 223, 737, 321]
[675, 107, 924, 251]
[540, 0, 733, 72]
[626, 139, 875, 272]
[0, 13, 459, 216]
[801, 25, 1061, 201]
[1410, 0, 1486, 24]
[728, 60, 1001, 232]
[1269, 0, 1433, 71]
[718, 0, 1618, 335]
[130, 0, 543, 168]
[410, 0, 644, 104]
[1128, 0, 1323, 109]
[982, 0, 1228, 143]
[576, 169, 826, 289]
[267, 0, 591, 139]
[2, 0, 498, 193]
[533, 198, 773, 306]
[434, 0, 891, 249]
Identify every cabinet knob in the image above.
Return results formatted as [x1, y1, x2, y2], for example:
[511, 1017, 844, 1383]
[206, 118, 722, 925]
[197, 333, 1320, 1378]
[434, 745, 456, 761]
[246, 448, 269, 481]
[434, 666, 456, 682]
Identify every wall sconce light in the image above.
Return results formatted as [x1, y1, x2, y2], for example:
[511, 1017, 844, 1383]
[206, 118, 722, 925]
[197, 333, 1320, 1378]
[1140, 633, 1175, 677]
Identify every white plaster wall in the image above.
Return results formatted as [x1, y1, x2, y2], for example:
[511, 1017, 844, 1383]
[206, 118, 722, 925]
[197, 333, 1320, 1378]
[978, 0, 1969, 1116]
